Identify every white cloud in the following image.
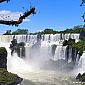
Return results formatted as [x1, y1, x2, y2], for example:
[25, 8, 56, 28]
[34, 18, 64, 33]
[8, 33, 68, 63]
[23, 19, 30, 22]
[0, 10, 30, 22]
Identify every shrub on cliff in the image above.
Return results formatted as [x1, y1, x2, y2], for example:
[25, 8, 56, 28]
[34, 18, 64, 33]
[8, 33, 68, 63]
[63, 38, 75, 46]
[0, 47, 7, 57]
[0, 47, 7, 69]
[0, 68, 22, 84]
[0, 47, 22, 85]
[63, 38, 85, 56]
[76, 73, 85, 82]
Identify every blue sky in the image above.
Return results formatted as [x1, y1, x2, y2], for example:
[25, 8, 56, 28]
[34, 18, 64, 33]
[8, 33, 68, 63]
[0, 0, 84, 33]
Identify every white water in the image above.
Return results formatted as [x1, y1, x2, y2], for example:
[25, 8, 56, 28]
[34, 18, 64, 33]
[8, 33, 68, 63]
[0, 33, 80, 43]
[54, 46, 67, 60]
[1, 42, 78, 85]
[75, 51, 85, 74]
[0, 34, 83, 85]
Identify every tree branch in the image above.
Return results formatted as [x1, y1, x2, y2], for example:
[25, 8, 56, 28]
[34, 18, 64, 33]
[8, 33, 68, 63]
[80, 0, 85, 6]
[0, 7, 36, 27]
[0, 0, 10, 3]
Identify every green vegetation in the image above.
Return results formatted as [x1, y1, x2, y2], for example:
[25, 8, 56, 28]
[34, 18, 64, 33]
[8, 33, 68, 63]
[3, 30, 11, 35]
[30, 28, 58, 35]
[3, 29, 28, 35]
[0, 68, 18, 84]
[63, 38, 75, 46]
[29, 26, 85, 35]
[0, 47, 7, 69]
[10, 38, 25, 57]
[0, 47, 7, 56]
[76, 72, 85, 82]
[80, 0, 85, 23]
[59, 25, 85, 33]
[12, 29, 28, 35]
[2, 25, 85, 35]
[28, 26, 85, 57]
[63, 38, 85, 56]
[40, 29, 58, 34]
[0, 47, 22, 84]
[2, 26, 85, 57]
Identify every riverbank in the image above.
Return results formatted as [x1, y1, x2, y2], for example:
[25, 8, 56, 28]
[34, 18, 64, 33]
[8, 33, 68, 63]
[0, 68, 22, 85]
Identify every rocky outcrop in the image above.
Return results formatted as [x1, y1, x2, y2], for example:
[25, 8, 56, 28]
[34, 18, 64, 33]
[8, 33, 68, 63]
[0, 47, 7, 69]
[7, 76, 23, 85]
[65, 46, 80, 64]
[0, 47, 22, 85]
[51, 44, 57, 57]
[10, 38, 25, 58]
[0, 68, 22, 85]
[76, 73, 85, 82]
[16, 42, 25, 58]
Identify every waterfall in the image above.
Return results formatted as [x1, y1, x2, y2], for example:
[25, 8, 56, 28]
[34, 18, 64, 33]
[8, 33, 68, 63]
[68, 48, 72, 63]
[0, 33, 80, 42]
[53, 46, 66, 61]
[0, 33, 84, 73]
[75, 52, 80, 65]
[0, 33, 85, 85]
[76, 51, 85, 74]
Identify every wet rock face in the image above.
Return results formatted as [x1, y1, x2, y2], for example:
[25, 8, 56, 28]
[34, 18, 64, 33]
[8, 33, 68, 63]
[76, 73, 85, 82]
[51, 44, 57, 57]
[0, 47, 23, 85]
[10, 38, 25, 58]
[65, 46, 79, 64]
[8, 76, 23, 85]
[0, 68, 23, 85]
[0, 47, 7, 69]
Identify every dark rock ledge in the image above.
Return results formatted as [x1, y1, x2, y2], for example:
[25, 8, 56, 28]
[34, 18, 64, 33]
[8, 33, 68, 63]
[0, 47, 23, 85]
[76, 73, 85, 82]
[0, 68, 23, 85]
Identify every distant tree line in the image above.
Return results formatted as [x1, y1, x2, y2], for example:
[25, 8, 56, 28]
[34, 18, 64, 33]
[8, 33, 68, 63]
[3, 25, 85, 37]
[30, 25, 85, 36]
[80, 0, 85, 22]
[63, 38, 85, 56]
[3, 29, 28, 35]
[29, 29, 58, 35]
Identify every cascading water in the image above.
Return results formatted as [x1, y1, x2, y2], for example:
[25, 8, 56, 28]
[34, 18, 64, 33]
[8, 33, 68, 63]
[0, 33, 84, 85]
[75, 51, 85, 74]
[53, 45, 67, 61]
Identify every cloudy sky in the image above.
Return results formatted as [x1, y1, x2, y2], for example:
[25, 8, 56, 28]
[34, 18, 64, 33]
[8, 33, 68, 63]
[0, 0, 84, 33]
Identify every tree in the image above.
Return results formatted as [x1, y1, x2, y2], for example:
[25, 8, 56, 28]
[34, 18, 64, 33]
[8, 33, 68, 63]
[3, 29, 28, 35]
[12, 29, 28, 35]
[0, 8, 36, 27]
[80, 0, 85, 22]
[3, 30, 11, 35]
[0, 0, 36, 27]
[80, 0, 85, 6]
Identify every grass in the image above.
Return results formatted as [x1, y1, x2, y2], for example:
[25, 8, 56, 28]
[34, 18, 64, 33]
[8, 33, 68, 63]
[0, 68, 18, 84]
